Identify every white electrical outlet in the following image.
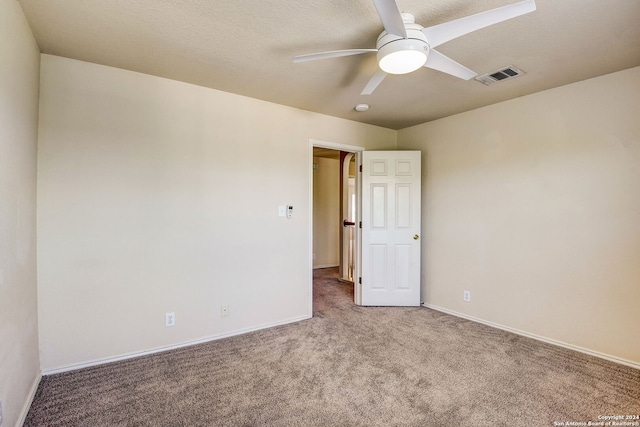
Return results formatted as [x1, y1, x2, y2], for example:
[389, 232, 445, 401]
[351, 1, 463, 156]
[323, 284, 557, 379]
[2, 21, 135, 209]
[165, 312, 176, 327]
[221, 305, 229, 317]
[463, 290, 471, 302]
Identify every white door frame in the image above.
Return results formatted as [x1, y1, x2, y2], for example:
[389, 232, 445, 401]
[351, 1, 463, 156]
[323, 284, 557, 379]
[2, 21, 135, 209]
[309, 139, 364, 314]
[341, 152, 356, 282]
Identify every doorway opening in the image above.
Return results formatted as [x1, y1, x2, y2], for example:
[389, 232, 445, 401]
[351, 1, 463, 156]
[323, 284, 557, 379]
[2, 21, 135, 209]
[310, 140, 362, 313]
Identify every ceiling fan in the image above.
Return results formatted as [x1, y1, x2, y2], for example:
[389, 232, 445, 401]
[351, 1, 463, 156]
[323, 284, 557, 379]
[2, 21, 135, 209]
[293, 0, 536, 95]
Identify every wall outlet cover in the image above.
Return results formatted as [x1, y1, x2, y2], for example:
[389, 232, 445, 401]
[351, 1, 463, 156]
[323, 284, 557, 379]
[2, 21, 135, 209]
[463, 290, 471, 302]
[165, 312, 176, 327]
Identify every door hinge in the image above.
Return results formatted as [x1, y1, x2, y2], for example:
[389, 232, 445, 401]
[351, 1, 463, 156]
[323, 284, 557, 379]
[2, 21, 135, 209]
[359, 221, 362, 228]
[358, 277, 362, 284]
[359, 164, 362, 172]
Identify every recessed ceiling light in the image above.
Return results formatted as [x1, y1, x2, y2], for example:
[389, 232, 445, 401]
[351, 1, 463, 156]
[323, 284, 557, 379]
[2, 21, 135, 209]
[355, 104, 369, 112]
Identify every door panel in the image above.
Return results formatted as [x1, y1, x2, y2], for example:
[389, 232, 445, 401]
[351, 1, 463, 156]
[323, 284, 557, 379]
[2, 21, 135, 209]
[361, 151, 421, 306]
[371, 184, 387, 228]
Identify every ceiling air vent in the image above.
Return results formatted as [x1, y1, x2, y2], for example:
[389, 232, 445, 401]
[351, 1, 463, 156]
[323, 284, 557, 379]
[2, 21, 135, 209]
[475, 66, 525, 86]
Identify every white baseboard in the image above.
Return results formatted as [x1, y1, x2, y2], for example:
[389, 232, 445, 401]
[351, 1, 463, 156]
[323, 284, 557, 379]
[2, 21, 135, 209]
[313, 264, 339, 269]
[422, 303, 640, 370]
[42, 314, 311, 376]
[17, 372, 41, 427]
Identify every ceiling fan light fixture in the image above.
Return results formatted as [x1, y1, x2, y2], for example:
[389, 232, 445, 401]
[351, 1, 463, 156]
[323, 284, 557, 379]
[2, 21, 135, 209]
[377, 38, 428, 75]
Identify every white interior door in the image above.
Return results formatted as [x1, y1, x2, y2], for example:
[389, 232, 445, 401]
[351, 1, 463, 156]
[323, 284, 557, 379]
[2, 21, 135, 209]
[361, 151, 421, 306]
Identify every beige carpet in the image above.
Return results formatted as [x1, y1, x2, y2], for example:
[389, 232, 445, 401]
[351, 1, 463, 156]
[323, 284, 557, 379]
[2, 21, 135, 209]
[25, 268, 639, 426]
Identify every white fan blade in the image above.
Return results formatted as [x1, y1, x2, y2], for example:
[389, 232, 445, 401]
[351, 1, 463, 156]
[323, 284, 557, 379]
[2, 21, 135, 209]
[424, 49, 477, 80]
[293, 49, 377, 63]
[361, 70, 387, 95]
[373, 0, 407, 38]
[422, 0, 536, 48]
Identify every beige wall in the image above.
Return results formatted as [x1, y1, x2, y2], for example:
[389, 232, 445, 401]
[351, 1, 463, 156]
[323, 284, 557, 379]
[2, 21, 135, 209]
[398, 67, 640, 365]
[0, 0, 41, 424]
[313, 157, 340, 268]
[37, 55, 396, 371]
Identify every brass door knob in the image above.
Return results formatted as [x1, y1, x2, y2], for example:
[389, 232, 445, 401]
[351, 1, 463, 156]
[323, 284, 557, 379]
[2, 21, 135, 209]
[413, 234, 419, 240]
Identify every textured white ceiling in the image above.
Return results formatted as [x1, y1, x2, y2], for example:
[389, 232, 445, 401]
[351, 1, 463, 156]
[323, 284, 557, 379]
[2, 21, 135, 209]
[18, 0, 640, 129]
